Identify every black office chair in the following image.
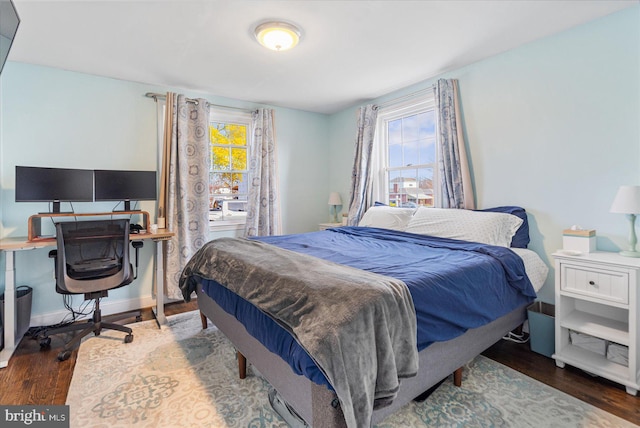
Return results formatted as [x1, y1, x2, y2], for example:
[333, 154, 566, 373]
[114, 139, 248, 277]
[40, 219, 136, 361]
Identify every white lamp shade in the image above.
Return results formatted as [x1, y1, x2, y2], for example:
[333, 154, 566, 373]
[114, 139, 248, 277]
[328, 192, 342, 205]
[610, 185, 640, 214]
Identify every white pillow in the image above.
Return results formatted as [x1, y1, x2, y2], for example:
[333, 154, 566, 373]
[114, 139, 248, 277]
[405, 207, 523, 247]
[509, 248, 549, 292]
[358, 206, 416, 231]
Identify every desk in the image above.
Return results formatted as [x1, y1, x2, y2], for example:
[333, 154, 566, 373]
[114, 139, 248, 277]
[0, 229, 174, 369]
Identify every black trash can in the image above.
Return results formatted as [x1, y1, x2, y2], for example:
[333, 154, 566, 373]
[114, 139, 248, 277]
[0, 286, 33, 350]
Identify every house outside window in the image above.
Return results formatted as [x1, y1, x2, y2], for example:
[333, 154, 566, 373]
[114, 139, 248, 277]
[209, 109, 252, 227]
[374, 94, 437, 208]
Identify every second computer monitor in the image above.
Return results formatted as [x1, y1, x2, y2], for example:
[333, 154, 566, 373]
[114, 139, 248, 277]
[94, 169, 157, 211]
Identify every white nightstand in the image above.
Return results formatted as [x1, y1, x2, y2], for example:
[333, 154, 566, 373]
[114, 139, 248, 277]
[318, 222, 342, 231]
[552, 251, 639, 395]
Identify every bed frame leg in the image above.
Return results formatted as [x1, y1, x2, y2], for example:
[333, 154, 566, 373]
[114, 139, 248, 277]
[453, 367, 463, 387]
[200, 311, 208, 329]
[238, 351, 247, 379]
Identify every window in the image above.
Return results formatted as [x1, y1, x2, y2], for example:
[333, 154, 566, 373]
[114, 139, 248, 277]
[209, 109, 252, 225]
[375, 95, 437, 208]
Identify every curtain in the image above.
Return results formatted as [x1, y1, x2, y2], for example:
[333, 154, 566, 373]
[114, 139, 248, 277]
[161, 93, 211, 300]
[244, 108, 281, 237]
[157, 93, 173, 229]
[347, 104, 378, 226]
[435, 79, 475, 209]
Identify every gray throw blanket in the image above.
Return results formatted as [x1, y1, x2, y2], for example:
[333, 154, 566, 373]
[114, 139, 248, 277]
[179, 237, 418, 428]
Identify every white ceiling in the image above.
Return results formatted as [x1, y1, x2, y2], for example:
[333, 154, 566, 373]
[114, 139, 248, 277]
[7, 0, 638, 114]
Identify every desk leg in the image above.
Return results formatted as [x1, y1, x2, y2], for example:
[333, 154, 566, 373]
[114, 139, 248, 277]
[151, 239, 167, 329]
[0, 251, 17, 368]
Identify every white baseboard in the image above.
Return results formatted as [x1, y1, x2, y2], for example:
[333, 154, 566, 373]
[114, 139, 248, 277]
[29, 295, 158, 328]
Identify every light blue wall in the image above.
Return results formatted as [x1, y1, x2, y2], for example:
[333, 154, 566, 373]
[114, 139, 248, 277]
[0, 63, 329, 320]
[328, 6, 640, 303]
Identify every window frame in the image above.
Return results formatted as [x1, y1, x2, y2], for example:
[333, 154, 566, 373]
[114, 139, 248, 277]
[373, 95, 439, 208]
[208, 108, 252, 231]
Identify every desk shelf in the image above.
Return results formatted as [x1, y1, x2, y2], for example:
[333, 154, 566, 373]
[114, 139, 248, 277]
[28, 211, 150, 241]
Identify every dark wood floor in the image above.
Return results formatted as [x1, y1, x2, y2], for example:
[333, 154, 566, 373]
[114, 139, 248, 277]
[1, 301, 638, 425]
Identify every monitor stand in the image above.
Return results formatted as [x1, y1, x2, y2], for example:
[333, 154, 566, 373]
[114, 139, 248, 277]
[113, 200, 141, 212]
[39, 200, 73, 214]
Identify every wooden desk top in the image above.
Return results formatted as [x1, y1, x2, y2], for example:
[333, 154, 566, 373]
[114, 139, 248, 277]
[0, 229, 174, 251]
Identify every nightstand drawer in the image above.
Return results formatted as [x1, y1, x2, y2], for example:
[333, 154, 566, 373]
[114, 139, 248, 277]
[560, 264, 628, 304]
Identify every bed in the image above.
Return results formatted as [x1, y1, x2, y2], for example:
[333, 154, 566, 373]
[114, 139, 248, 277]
[179, 206, 548, 427]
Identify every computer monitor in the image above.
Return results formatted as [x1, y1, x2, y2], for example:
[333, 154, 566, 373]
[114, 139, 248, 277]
[15, 166, 94, 213]
[94, 170, 157, 211]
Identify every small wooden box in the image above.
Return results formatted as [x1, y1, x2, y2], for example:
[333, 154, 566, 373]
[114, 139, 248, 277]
[562, 229, 596, 253]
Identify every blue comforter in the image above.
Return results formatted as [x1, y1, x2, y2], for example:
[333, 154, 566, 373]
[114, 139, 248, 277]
[201, 226, 536, 389]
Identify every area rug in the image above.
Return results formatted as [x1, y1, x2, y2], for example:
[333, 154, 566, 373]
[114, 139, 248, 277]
[67, 311, 637, 428]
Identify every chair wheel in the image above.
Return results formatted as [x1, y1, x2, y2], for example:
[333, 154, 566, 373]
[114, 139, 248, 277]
[39, 337, 52, 348]
[124, 334, 134, 344]
[57, 350, 72, 361]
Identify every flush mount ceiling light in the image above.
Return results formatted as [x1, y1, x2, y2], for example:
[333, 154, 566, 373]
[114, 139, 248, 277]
[254, 21, 301, 52]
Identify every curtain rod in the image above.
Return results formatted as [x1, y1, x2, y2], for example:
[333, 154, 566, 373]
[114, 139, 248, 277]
[144, 92, 255, 113]
[375, 85, 435, 109]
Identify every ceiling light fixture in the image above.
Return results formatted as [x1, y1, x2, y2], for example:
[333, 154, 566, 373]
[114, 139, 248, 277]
[254, 21, 301, 52]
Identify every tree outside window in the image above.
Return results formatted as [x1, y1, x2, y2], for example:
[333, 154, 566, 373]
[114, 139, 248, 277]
[209, 120, 249, 215]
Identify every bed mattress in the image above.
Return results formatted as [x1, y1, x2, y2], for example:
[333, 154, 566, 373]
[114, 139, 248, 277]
[197, 226, 540, 389]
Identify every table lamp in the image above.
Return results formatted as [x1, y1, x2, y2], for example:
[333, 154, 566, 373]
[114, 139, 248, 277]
[610, 185, 640, 257]
[328, 192, 342, 223]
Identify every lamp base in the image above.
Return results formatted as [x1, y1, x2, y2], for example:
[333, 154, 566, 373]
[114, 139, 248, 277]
[330, 205, 338, 223]
[619, 250, 640, 258]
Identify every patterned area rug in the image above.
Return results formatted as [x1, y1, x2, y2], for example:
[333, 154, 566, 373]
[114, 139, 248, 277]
[67, 311, 637, 428]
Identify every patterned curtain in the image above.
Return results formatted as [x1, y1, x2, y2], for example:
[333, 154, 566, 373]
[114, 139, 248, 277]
[244, 108, 281, 237]
[435, 79, 475, 209]
[157, 93, 173, 229]
[163, 93, 211, 300]
[347, 104, 378, 226]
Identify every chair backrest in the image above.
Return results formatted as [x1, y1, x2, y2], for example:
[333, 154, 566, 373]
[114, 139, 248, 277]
[54, 219, 133, 294]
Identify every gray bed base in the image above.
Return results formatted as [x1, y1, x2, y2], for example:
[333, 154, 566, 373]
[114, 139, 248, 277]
[196, 286, 527, 428]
